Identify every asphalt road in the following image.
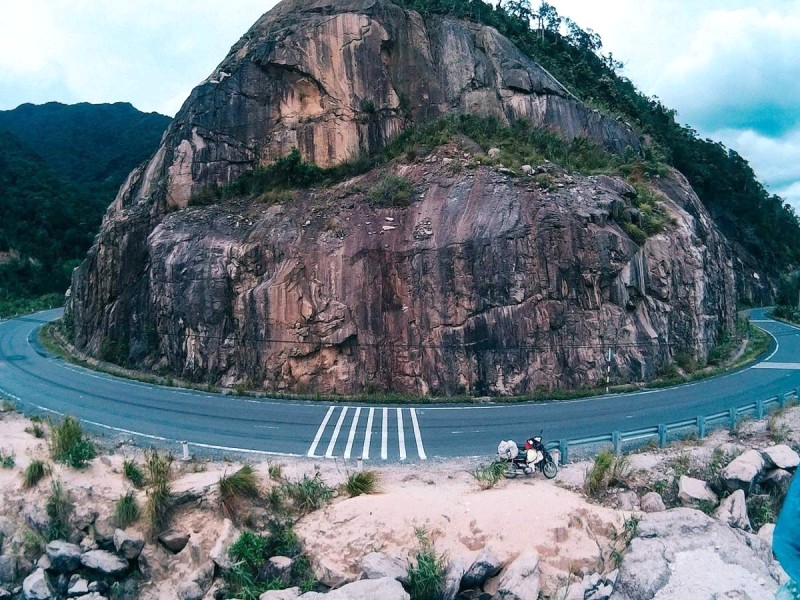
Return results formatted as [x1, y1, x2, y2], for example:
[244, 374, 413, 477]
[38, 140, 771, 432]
[1, 309, 799, 462]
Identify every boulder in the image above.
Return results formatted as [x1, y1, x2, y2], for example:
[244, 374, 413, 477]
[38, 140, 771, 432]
[360, 552, 408, 583]
[67, 574, 89, 597]
[640, 492, 666, 513]
[260, 589, 301, 600]
[0, 588, 11, 599]
[763, 468, 793, 490]
[91, 517, 115, 549]
[72, 594, 107, 600]
[758, 524, 775, 548]
[22, 568, 53, 600]
[616, 492, 639, 512]
[36, 555, 51, 571]
[112, 529, 144, 560]
[443, 556, 468, 600]
[721, 450, 765, 493]
[587, 583, 613, 600]
[611, 508, 781, 599]
[677, 476, 718, 506]
[714, 490, 751, 531]
[761, 445, 800, 470]
[488, 148, 501, 158]
[176, 582, 204, 600]
[158, 530, 190, 554]
[137, 544, 171, 580]
[312, 555, 351, 588]
[492, 551, 540, 600]
[209, 519, 239, 572]
[461, 547, 504, 590]
[190, 561, 216, 591]
[45, 541, 82, 573]
[312, 577, 409, 599]
[554, 581, 585, 600]
[80, 550, 128, 577]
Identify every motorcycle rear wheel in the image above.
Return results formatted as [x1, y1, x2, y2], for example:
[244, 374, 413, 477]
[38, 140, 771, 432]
[542, 459, 558, 479]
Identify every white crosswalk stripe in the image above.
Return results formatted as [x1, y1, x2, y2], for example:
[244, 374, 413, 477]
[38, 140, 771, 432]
[307, 406, 427, 460]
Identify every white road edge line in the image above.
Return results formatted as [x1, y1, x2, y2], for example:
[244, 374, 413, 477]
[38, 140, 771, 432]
[410, 408, 427, 460]
[381, 407, 388, 460]
[344, 407, 361, 460]
[760, 325, 780, 362]
[0, 389, 301, 457]
[325, 407, 349, 458]
[308, 406, 335, 457]
[397, 408, 406, 461]
[363, 408, 375, 460]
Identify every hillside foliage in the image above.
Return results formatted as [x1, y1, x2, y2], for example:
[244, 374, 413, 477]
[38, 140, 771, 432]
[395, 0, 800, 271]
[0, 103, 169, 315]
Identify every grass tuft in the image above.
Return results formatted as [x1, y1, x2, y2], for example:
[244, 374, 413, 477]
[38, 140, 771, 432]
[406, 529, 447, 600]
[219, 465, 260, 501]
[23, 459, 50, 488]
[471, 460, 507, 489]
[143, 449, 173, 534]
[342, 471, 379, 497]
[25, 423, 46, 438]
[284, 473, 334, 513]
[46, 480, 74, 541]
[50, 416, 96, 468]
[0, 450, 14, 469]
[123, 459, 145, 488]
[115, 491, 140, 529]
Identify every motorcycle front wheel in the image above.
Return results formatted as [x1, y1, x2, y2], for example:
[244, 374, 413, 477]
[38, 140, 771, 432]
[542, 459, 558, 479]
[504, 468, 518, 479]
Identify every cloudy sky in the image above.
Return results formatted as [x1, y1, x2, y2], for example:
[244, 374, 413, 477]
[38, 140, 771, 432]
[1, 0, 798, 207]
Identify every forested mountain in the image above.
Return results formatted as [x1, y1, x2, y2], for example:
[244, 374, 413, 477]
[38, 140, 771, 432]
[0, 103, 170, 316]
[398, 0, 800, 279]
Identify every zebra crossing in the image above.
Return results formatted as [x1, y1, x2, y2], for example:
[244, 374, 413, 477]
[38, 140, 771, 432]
[307, 406, 427, 461]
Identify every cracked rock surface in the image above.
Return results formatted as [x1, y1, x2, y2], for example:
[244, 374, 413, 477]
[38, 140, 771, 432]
[65, 0, 737, 395]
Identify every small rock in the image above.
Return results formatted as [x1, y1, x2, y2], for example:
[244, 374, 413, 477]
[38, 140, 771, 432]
[763, 468, 793, 489]
[36, 555, 51, 571]
[617, 491, 639, 511]
[320, 577, 409, 599]
[382, 226, 397, 231]
[79, 535, 97, 553]
[264, 556, 293, 585]
[87, 580, 108, 593]
[177, 582, 204, 600]
[92, 518, 115, 547]
[45, 541, 83, 573]
[442, 556, 467, 600]
[461, 547, 503, 589]
[158, 530, 190, 554]
[587, 583, 613, 600]
[0, 554, 17, 583]
[360, 552, 408, 583]
[521, 165, 533, 175]
[714, 489, 751, 531]
[488, 148, 501, 158]
[761, 445, 800, 470]
[758, 523, 775, 548]
[678, 476, 718, 506]
[493, 551, 540, 600]
[553, 581, 584, 600]
[72, 594, 107, 600]
[210, 519, 239, 572]
[721, 450, 765, 493]
[640, 492, 666, 513]
[67, 575, 89, 597]
[22, 568, 53, 600]
[259, 588, 301, 600]
[80, 550, 128, 577]
[112, 529, 144, 560]
[190, 561, 215, 591]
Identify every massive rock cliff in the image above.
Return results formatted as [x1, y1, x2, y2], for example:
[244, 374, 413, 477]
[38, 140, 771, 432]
[65, 0, 737, 396]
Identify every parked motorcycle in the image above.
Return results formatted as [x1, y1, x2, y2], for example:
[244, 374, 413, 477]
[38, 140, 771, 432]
[498, 435, 558, 479]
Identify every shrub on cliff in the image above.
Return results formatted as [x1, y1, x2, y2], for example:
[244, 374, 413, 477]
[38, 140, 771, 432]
[369, 174, 415, 207]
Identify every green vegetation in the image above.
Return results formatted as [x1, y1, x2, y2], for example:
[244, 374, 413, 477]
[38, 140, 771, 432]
[342, 471, 380, 497]
[471, 459, 507, 489]
[395, 0, 800, 272]
[747, 491, 785, 532]
[369, 174, 415, 207]
[46, 480, 74, 541]
[123, 458, 145, 488]
[0, 103, 169, 316]
[115, 492, 141, 529]
[224, 524, 316, 599]
[585, 450, 630, 498]
[219, 465, 261, 520]
[25, 422, 45, 438]
[267, 462, 283, 481]
[406, 529, 448, 600]
[50, 416, 96, 468]
[283, 474, 335, 514]
[0, 450, 13, 469]
[23, 460, 50, 488]
[143, 450, 174, 534]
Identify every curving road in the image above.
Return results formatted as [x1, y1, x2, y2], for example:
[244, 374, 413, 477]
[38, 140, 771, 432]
[1, 309, 799, 462]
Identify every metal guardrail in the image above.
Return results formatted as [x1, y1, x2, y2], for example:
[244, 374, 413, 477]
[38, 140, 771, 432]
[551, 389, 799, 465]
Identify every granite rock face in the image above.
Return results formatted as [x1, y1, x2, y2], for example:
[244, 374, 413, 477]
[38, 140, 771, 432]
[66, 0, 737, 396]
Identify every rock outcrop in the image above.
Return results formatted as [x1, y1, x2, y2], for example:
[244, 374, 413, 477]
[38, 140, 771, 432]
[65, 0, 737, 395]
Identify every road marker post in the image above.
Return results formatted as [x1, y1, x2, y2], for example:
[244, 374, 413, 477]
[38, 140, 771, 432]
[558, 439, 569, 465]
[182, 441, 190, 461]
[697, 416, 706, 439]
[658, 424, 667, 447]
[729, 408, 737, 428]
[612, 431, 621, 455]
[756, 399, 765, 420]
